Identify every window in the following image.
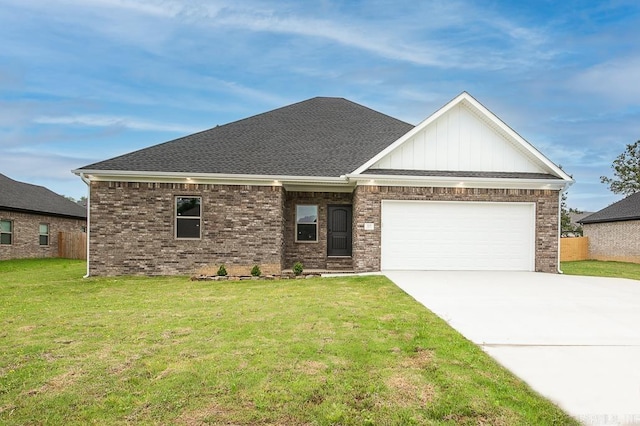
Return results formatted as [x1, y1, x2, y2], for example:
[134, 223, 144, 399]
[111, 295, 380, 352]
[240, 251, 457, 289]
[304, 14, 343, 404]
[296, 205, 318, 242]
[176, 197, 201, 239]
[39, 223, 49, 246]
[0, 220, 11, 245]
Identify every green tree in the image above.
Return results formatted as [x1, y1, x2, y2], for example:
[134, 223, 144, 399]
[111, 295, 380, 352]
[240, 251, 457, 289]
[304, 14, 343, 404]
[560, 191, 583, 237]
[64, 195, 87, 205]
[600, 140, 640, 196]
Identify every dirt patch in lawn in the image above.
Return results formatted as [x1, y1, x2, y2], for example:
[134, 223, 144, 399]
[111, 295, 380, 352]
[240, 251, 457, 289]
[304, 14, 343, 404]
[24, 369, 82, 396]
[383, 373, 436, 407]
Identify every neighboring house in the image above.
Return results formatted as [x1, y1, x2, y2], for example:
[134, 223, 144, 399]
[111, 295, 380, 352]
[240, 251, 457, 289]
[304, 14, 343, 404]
[569, 211, 592, 229]
[73, 92, 573, 276]
[580, 192, 640, 263]
[0, 174, 87, 260]
[562, 211, 592, 237]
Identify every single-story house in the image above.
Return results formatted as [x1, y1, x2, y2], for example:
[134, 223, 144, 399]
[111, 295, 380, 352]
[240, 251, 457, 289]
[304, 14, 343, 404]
[0, 173, 87, 260]
[73, 92, 573, 276]
[580, 192, 640, 263]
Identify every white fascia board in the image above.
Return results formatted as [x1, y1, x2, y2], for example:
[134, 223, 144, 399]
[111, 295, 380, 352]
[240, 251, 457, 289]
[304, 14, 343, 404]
[347, 173, 569, 191]
[350, 93, 467, 175]
[72, 169, 350, 187]
[283, 183, 355, 193]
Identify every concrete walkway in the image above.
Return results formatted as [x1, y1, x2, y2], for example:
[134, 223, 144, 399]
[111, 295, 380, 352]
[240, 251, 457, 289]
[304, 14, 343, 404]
[385, 271, 640, 426]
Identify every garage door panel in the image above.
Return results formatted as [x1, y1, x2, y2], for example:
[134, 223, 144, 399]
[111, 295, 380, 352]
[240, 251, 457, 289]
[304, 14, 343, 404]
[381, 201, 534, 271]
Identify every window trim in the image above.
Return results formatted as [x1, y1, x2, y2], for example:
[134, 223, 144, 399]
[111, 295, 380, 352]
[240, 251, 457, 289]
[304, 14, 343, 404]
[39, 223, 50, 246]
[0, 219, 12, 245]
[295, 204, 319, 243]
[175, 196, 202, 240]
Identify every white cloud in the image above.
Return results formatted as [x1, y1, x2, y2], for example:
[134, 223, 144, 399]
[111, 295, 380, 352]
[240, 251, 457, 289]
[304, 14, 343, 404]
[34, 115, 200, 133]
[571, 56, 640, 104]
[2, 0, 551, 71]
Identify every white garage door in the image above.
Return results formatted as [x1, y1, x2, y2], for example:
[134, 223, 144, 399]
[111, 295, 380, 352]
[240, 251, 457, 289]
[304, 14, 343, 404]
[381, 200, 535, 271]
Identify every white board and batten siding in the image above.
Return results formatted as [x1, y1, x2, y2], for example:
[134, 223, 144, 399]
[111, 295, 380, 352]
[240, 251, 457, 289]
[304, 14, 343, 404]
[381, 200, 536, 271]
[372, 102, 546, 174]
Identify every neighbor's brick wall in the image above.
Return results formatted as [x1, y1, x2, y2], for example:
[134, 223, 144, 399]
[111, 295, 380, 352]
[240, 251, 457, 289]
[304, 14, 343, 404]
[0, 209, 86, 260]
[284, 191, 352, 270]
[89, 181, 285, 276]
[352, 186, 560, 273]
[583, 220, 640, 263]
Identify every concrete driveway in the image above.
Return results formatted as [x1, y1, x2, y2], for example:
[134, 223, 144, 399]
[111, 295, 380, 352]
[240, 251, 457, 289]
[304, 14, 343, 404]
[385, 271, 640, 426]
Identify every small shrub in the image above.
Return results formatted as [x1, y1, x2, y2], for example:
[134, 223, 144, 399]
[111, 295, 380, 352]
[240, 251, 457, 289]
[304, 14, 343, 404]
[292, 261, 304, 276]
[217, 265, 228, 276]
[250, 265, 261, 277]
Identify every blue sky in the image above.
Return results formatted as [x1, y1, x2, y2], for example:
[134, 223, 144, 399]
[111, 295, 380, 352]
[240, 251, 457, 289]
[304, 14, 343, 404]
[1, 0, 639, 211]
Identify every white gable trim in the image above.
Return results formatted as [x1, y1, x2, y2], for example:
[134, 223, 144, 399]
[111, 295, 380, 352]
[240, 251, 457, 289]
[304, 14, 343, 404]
[352, 92, 573, 183]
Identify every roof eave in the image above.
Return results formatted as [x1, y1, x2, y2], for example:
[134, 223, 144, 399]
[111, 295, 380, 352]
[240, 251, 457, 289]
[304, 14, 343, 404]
[0, 205, 87, 220]
[73, 169, 351, 187]
[73, 169, 568, 191]
[581, 216, 640, 225]
[348, 173, 568, 190]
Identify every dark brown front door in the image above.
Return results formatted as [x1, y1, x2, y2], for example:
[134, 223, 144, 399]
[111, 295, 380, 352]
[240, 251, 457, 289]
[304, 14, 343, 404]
[327, 205, 352, 256]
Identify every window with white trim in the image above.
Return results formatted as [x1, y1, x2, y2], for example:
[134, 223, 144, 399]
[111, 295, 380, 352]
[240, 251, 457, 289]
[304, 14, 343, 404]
[176, 197, 201, 239]
[39, 223, 49, 246]
[295, 205, 318, 242]
[0, 220, 12, 245]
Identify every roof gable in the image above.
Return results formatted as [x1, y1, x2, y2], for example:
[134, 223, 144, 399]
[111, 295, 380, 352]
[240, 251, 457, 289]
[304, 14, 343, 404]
[0, 174, 87, 219]
[580, 192, 640, 224]
[77, 97, 413, 178]
[353, 92, 572, 181]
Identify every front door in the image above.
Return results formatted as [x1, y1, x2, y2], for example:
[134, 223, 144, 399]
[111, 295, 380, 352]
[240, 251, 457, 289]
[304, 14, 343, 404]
[327, 205, 352, 256]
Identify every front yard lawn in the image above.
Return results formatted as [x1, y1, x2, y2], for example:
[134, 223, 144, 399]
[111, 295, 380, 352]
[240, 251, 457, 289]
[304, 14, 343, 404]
[562, 260, 640, 280]
[0, 259, 577, 425]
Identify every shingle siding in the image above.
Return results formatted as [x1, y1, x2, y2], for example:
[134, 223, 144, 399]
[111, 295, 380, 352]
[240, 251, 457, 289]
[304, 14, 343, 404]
[583, 221, 640, 263]
[0, 209, 86, 260]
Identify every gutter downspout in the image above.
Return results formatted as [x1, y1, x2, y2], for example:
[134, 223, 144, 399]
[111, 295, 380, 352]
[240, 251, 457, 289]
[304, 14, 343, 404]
[557, 189, 564, 274]
[79, 173, 91, 278]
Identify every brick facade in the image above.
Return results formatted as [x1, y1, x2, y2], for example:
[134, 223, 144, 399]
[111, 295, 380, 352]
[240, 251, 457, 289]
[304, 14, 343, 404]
[352, 185, 560, 273]
[284, 191, 353, 270]
[89, 181, 285, 276]
[87, 182, 560, 276]
[583, 220, 640, 263]
[0, 209, 86, 260]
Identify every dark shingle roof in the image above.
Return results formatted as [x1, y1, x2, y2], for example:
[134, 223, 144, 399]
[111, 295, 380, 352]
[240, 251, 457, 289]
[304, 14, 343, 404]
[580, 192, 640, 224]
[78, 97, 414, 177]
[0, 174, 87, 219]
[363, 169, 560, 180]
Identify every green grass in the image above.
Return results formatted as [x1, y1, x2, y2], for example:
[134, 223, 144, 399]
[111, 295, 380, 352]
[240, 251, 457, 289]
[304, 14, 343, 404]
[0, 259, 577, 425]
[562, 260, 640, 280]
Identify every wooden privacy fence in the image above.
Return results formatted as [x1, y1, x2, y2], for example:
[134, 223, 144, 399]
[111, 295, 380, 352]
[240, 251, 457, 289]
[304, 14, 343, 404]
[58, 232, 87, 260]
[560, 237, 588, 262]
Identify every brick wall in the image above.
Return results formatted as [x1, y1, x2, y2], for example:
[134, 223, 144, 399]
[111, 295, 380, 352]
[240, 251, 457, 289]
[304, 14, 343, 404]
[284, 191, 352, 270]
[583, 221, 640, 263]
[87, 181, 560, 276]
[0, 209, 86, 260]
[352, 186, 560, 273]
[89, 181, 285, 276]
